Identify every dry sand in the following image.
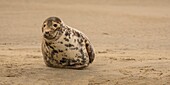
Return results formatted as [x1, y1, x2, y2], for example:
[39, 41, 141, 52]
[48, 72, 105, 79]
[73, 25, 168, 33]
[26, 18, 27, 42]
[0, 0, 170, 85]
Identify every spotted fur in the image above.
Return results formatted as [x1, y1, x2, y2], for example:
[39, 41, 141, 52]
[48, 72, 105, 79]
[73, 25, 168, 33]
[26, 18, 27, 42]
[41, 17, 95, 69]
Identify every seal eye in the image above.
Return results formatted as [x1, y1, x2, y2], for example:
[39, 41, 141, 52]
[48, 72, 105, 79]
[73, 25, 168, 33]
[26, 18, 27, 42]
[43, 24, 46, 27]
[53, 24, 57, 27]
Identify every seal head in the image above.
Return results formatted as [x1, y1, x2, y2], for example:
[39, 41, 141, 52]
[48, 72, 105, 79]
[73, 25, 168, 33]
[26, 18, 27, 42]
[42, 17, 63, 40]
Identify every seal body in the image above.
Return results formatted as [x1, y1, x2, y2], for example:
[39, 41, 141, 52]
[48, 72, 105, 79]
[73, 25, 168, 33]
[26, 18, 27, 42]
[41, 17, 95, 69]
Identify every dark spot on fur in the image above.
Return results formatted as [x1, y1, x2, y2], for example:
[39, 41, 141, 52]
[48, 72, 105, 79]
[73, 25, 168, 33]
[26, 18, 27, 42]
[65, 44, 74, 47]
[77, 39, 84, 46]
[45, 42, 56, 50]
[78, 34, 80, 37]
[44, 53, 48, 57]
[75, 47, 78, 50]
[51, 51, 55, 56]
[58, 49, 63, 52]
[72, 59, 77, 63]
[80, 39, 83, 42]
[67, 27, 71, 32]
[54, 60, 59, 64]
[79, 48, 86, 64]
[79, 49, 84, 57]
[65, 31, 70, 36]
[64, 37, 69, 42]
[66, 29, 72, 39]
[76, 59, 81, 62]
[45, 42, 50, 46]
[68, 36, 71, 39]
[76, 32, 80, 37]
[48, 45, 54, 50]
[70, 47, 78, 50]
[85, 39, 87, 43]
[61, 54, 67, 57]
[75, 54, 79, 57]
[72, 30, 81, 37]
[77, 39, 79, 42]
[58, 41, 63, 44]
[53, 50, 58, 53]
[77, 56, 81, 58]
[64, 54, 67, 57]
[60, 58, 67, 63]
[74, 39, 76, 42]
[59, 58, 73, 65]
[82, 59, 86, 64]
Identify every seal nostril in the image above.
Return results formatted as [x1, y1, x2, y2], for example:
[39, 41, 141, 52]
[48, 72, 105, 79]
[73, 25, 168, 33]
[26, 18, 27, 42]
[45, 31, 50, 34]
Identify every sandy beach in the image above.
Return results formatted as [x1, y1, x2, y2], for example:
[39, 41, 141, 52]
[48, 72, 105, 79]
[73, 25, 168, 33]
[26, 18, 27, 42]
[0, 0, 170, 85]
